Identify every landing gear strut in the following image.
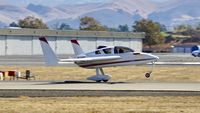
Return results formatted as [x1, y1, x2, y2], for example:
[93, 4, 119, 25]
[145, 61, 155, 78]
[87, 67, 111, 83]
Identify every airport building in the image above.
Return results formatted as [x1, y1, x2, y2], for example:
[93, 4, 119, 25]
[0, 29, 145, 55]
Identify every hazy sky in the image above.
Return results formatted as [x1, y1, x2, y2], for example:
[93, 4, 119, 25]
[151, 0, 169, 2]
[0, 0, 170, 6]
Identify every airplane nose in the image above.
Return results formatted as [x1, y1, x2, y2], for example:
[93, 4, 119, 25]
[151, 54, 159, 59]
[143, 53, 159, 61]
[150, 54, 159, 61]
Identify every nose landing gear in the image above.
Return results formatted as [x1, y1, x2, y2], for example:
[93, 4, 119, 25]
[145, 72, 151, 78]
[145, 61, 155, 78]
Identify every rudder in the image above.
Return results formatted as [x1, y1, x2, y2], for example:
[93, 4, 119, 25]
[39, 37, 59, 66]
[71, 40, 85, 57]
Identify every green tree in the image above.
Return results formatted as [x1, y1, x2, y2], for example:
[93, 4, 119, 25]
[174, 24, 188, 32]
[79, 16, 107, 31]
[107, 27, 119, 32]
[9, 22, 19, 27]
[59, 23, 73, 30]
[118, 24, 129, 32]
[156, 22, 167, 32]
[133, 19, 164, 48]
[196, 24, 200, 30]
[18, 16, 48, 29]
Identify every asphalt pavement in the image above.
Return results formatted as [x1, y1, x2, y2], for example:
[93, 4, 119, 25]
[0, 81, 199, 97]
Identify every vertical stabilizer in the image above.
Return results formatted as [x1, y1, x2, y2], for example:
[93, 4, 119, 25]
[39, 37, 59, 66]
[71, 40, 85, 57]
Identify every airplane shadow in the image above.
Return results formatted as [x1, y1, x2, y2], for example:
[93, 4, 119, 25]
[36, 80, 127, 85]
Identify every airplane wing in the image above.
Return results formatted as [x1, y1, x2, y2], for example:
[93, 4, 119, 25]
[59, 56, 121, 62]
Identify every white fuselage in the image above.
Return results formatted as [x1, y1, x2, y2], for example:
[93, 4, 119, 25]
[75, 46, 159, 68]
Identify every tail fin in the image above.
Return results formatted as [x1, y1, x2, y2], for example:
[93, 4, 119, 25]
[39, 37, 59, 66]
[71, 40, 85, 57]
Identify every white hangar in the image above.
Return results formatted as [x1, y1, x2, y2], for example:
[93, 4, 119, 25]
[0, 29, 145, 55]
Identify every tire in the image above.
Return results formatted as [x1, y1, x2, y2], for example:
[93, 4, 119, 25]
[145, 73, 151, 78]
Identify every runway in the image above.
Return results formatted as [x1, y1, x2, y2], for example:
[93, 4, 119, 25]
[0, 81, 200, 97]
[155, 62, 200, 65]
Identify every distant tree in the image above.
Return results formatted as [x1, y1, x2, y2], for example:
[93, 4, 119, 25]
[133, 19, 164, 48]
[107, 27, 119, 32]
[59, 23, 73, 30]
[102, 26, 118, 32]
[174, 24, 197, 36]
[174, 24, 188, 32]
[79, 16, 107, 31]
[182, 25, 195, 36]
[196, 24, 200, 30]
[9, 22, 19, 27]
[156, 22, 167, 32]
[118, 24, 129, 32]
[18, 16, 48, 29]
[51, 22, 60, 30]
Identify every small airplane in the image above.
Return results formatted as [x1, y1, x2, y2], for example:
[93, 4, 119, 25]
[39, 37, 159, 82]
[191, 45, 200, 57]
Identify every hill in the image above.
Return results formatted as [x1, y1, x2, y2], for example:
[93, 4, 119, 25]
[149, 0, 200, 26]
[0, 0, 200, 28]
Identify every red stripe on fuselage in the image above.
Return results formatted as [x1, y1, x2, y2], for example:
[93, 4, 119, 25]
[78, 58, 155, 68]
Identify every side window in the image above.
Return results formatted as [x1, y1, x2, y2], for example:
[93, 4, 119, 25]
[118, 48, 124, 53]
[103, 48, 112, 54]
[115, 47, 134, 54]
[123, 48, 134, 53]
[95, 50, 101, 54]
[114, 47, 123, 54]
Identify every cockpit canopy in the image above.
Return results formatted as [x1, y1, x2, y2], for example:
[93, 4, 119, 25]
[95, 46, 134, 55]
[97, 46, 107, 49]
[114, 46, 134, 54]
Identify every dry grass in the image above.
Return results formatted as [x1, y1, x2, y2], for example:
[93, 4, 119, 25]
[0, 66, 200, 113]
[0, 65, 200, 82]
[0, 96, 199, 113]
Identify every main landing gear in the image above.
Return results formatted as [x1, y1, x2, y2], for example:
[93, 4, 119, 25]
[87, 67, 111, 83]
[145, 61, 155, 78]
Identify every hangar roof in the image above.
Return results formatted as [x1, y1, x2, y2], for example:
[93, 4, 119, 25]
[0, 28, 145, 39]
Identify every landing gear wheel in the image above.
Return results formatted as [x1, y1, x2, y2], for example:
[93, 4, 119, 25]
[145, 73, 151, 78]
[87, 68, 111, 82]
[103, 80, 108, 83]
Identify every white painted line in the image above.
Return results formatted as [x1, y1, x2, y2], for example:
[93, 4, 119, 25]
[155, 62, 200, 65]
